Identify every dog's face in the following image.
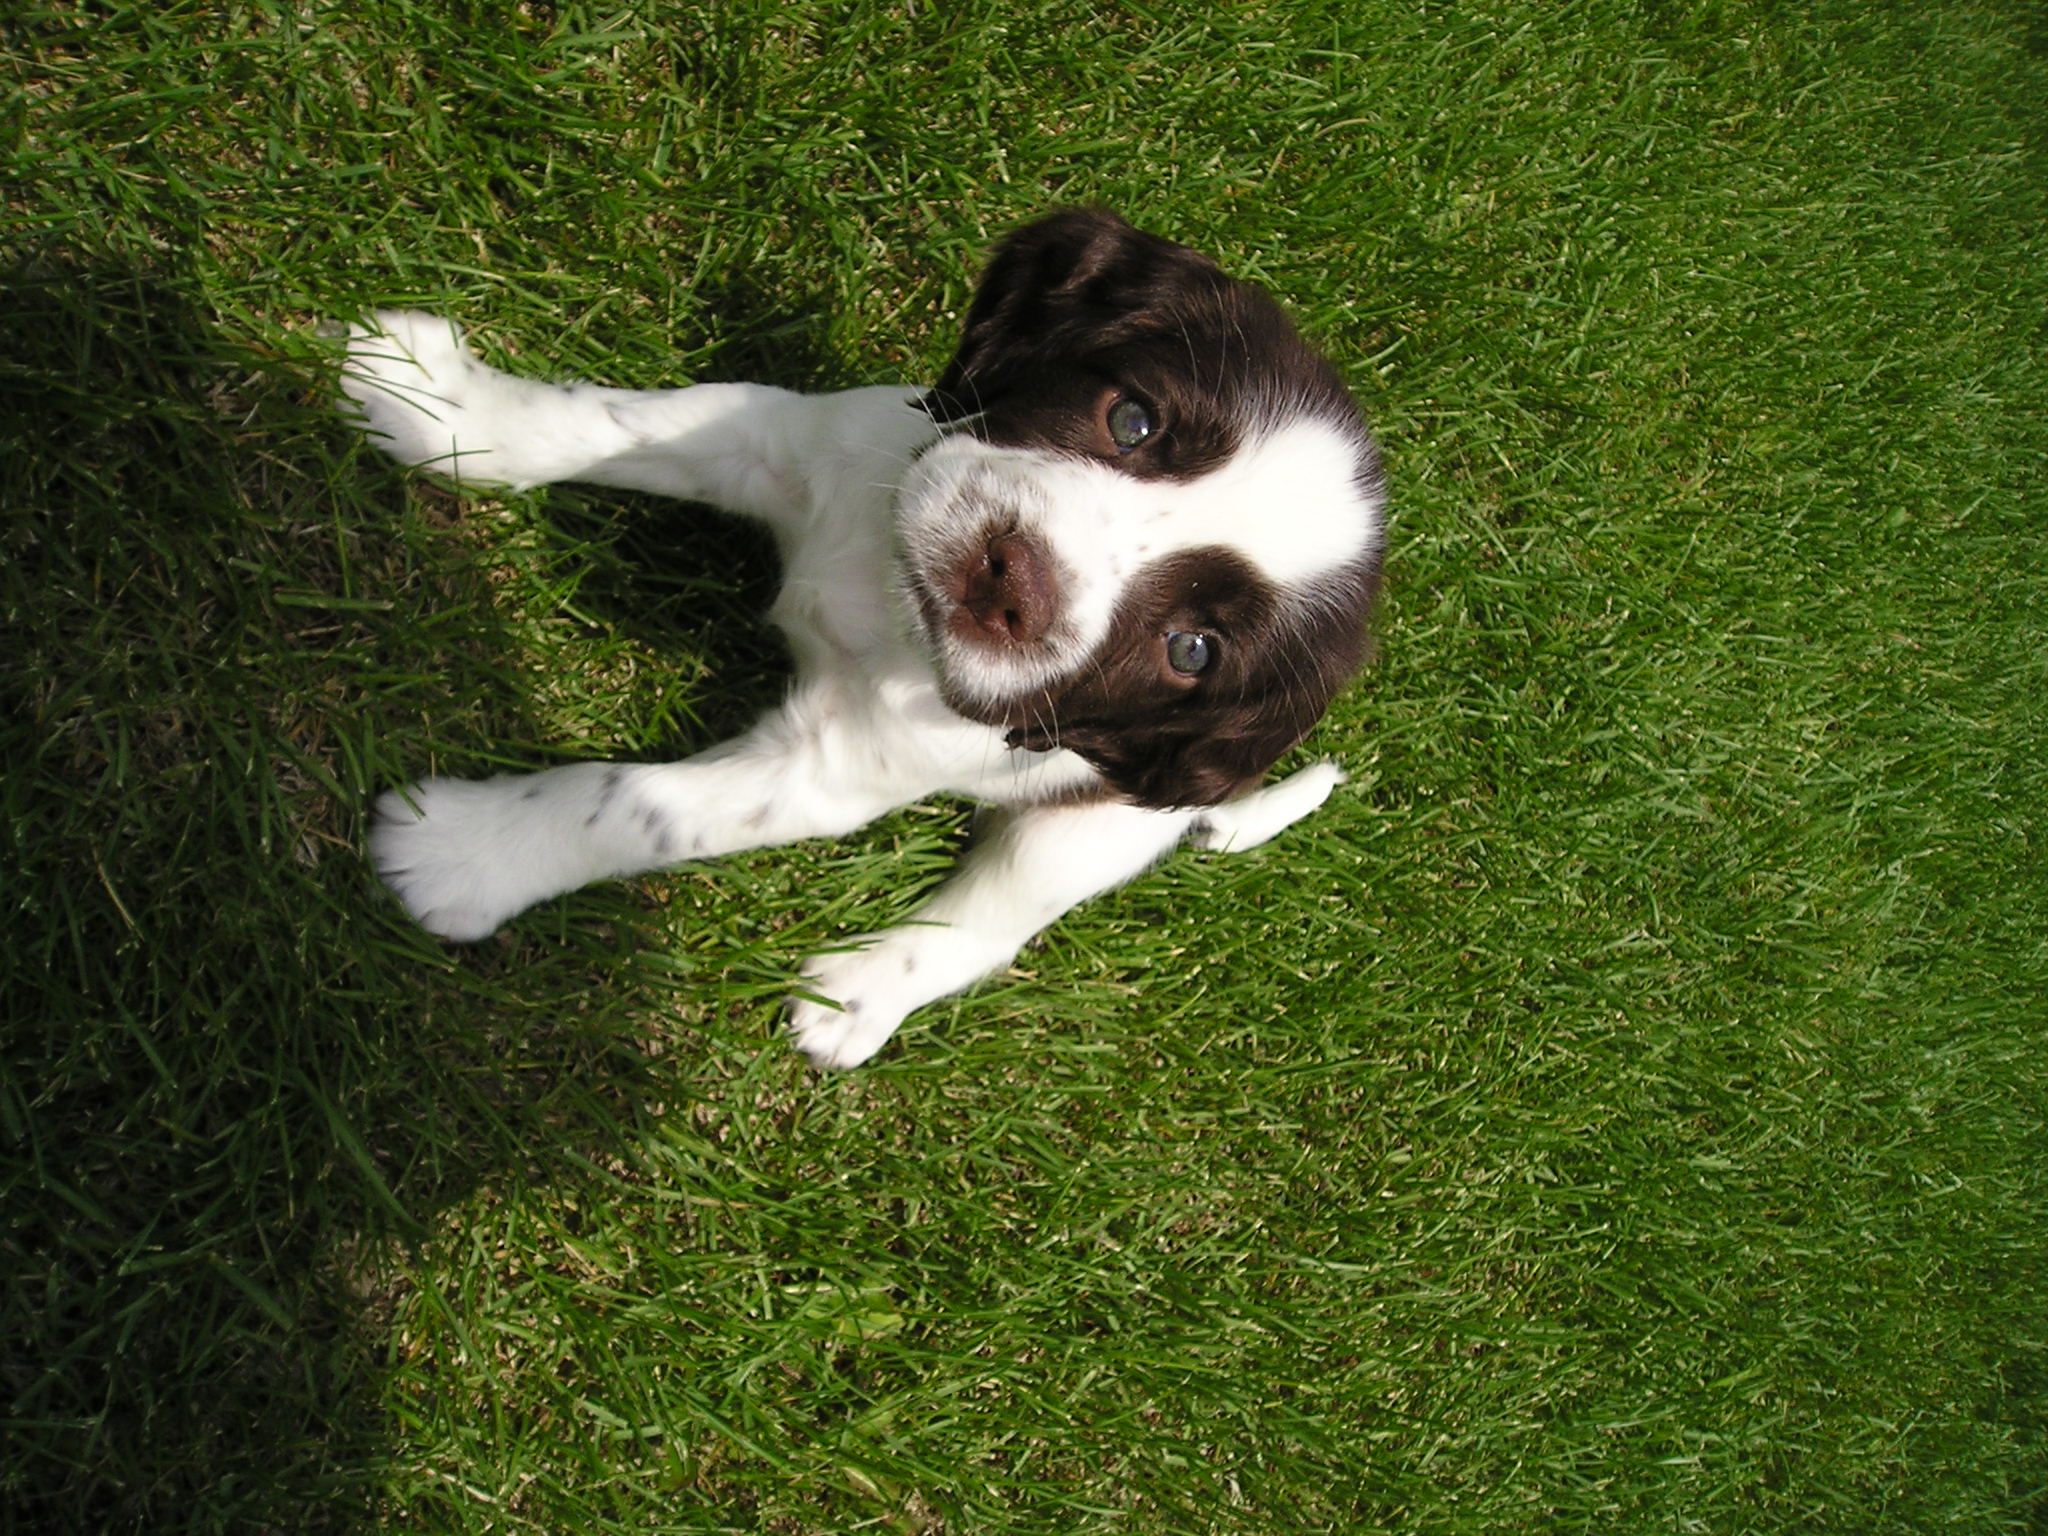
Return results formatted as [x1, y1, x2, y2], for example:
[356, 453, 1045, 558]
[895, 209, 1384, 810]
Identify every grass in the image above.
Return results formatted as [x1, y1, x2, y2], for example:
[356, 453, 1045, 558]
[4, 0, 2045, 1530]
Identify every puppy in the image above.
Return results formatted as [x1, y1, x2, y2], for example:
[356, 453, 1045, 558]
[343, 209, 1383, 1068]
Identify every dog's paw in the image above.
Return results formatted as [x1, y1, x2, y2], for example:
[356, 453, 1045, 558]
[1188, 761, 1346, 853]
[785, 939, 928, 1070]
[340, 311, 507, 482]
[369, 779, 545, 942]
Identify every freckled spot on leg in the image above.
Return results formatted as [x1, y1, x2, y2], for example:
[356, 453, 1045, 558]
[522, 784, 543, 801]
[902, 956, 917, 975]
[742, 803, 770, 830]
[638, 806, 678, 862]
[587, 766, 626, 826]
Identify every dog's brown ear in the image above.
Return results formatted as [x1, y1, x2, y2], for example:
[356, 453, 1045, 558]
[1012, 547, 1380, 811]
[1044, 702, 1323, 811]
[919, 208, 1225, 424]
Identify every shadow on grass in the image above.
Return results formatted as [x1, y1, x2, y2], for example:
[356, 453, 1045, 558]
[0, 252, 844, 1530]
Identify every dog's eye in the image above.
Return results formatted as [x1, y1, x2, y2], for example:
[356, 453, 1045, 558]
[1106, 396, 1153, 452]
[1165, 630, 1214, 676]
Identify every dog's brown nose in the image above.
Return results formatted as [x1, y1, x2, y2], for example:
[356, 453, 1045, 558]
[958, 532, 1058, 645]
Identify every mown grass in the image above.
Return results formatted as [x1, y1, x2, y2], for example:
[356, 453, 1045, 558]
[4, 1, 2045, 1531]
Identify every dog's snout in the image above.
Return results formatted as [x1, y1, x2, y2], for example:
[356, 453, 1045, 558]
[957, 532, 1058, 645]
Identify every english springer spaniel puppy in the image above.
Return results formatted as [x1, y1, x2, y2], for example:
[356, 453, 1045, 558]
[344, 209, 1383, 1068]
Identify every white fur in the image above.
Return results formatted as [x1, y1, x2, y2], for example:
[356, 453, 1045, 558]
[344, 312, 1349, 1068]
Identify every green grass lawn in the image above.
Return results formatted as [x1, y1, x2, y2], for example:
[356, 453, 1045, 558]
[5, 1, 2045, 1530]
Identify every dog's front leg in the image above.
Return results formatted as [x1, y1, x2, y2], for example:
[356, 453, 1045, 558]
[787, 764, 1347, 1069]
[339, 310, 830, 521]
[786, 798, 1197, 1069]
[370, 728, 905, 944]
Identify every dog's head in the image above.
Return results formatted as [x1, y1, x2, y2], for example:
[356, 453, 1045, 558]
[897, 208, 1384, 810]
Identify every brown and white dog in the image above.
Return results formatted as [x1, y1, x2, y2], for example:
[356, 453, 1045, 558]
[344, 209, 1383, 1067]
